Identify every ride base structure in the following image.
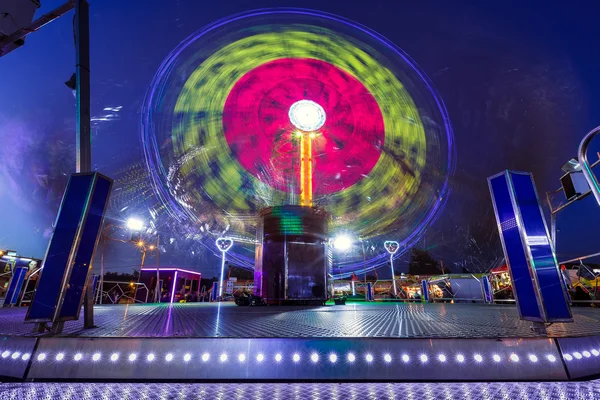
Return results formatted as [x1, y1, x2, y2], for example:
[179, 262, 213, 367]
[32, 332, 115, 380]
[254, 205, 330, 305]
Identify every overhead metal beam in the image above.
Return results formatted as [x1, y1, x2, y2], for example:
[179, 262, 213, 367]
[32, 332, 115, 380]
[0, 1, 75, 57]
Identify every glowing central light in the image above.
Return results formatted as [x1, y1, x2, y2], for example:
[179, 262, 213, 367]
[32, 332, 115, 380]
[126, 218, 144, 231]
[288, 100, 325, 207]
[333, 235, 352, 251]
[289, 100, 326, 132]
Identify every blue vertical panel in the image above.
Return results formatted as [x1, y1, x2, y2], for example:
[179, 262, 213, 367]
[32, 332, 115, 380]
[482, 275, 493, 304]
[25, 174, 94, 322]
[488, 173, 544, 321]
[211, 282, 218, 301]
[58, 174, 112, 321]
[366, 282, 373, 301]
[3, 267, 27, 306]
[510, 173, 572, 322]
[421, 280, 430, 302]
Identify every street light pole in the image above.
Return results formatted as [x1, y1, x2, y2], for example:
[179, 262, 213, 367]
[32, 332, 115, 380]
[361, 239, 367, 299]
[216, 238, 233, 300]
[218, 252, 226, 300]
[384, 241, 400, 297]
[390, 253, 398, 296]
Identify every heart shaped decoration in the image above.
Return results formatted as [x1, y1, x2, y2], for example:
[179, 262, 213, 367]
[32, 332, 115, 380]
[384, 241, 399, 254]
[216, 237, 233, 252]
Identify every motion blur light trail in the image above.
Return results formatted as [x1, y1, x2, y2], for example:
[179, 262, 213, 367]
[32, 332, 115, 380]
[141, 9, 455, 275]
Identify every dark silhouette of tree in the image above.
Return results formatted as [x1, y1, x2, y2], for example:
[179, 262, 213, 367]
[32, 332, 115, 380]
[408, 248, 442, 275]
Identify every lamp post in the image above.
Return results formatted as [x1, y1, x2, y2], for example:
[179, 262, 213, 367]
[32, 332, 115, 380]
[384, 241, 400, 296]
[360, 238, 367, 298]
[216, 237, 233, 300]
[133, 238, 160, 303]
[126, 219, 150, 301]
[97, 218, 146, 304]
[333, 234, 355, 296]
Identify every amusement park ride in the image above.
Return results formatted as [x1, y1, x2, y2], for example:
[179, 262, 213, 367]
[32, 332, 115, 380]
[3, 5, 600, 386]
[254, 99, 330, 305]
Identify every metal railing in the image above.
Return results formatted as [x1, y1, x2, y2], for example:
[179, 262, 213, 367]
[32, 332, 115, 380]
[17, 267, 41, 306]
[330, 276, 600, 306]
[578, 125, 600, 206]
[330, 278, 489, 303]
[95, 281, 149, 304]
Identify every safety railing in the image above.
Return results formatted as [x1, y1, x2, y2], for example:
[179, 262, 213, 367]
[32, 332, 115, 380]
[95, 281, 149, 304]
[578, 125, 600, 206]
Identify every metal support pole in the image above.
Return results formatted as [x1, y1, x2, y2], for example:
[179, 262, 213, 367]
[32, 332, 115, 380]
[390, 253, 398, 296]
[362, 240, 367, 300]
[139, 249, 146, 302]
[18, 267, 41, 307]
[550, 211, 557, 250]
[218, 251, 226, 300]
[75, 0, 91, 174]
[75, 0, 94, 329]
[99, 234, 105, 304]
[155, 235, 160, 303]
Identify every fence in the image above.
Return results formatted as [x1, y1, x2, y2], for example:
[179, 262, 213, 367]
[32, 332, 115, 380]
[94, 281, 149, 304]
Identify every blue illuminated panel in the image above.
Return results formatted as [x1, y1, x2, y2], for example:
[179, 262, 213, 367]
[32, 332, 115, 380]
[3, 267, 27, 306]
[510, 173, 572, 322]
[421, 280, 430, 302]
[482, 275, 493, 304]
[59, 174, 112, 321]
[211, 282, 218, 301]
[26, 173, 112, 323]
[488, 173, 543, 321]
[26, 174, 94, 322]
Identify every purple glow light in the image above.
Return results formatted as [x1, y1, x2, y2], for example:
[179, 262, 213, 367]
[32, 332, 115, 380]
[170, 270, 179, 303]
[142, 267, 201, 276]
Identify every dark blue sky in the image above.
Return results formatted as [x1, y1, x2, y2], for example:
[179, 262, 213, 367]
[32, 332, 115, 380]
[1, 0, 599, 277]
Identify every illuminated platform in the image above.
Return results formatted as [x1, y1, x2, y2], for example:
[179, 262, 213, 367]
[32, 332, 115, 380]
[0, 303, 599, 382]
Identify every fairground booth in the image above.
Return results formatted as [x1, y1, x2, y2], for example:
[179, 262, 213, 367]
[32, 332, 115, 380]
[0, 251, 42, 307]
[135, 267, 201, 303]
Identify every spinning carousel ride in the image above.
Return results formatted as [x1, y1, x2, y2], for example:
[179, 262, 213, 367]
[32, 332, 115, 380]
[141, 9, 455, 297]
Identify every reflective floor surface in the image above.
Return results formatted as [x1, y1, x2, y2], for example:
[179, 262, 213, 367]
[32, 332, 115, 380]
[1, 302, 600, 338]
[1, 381, 599, 400]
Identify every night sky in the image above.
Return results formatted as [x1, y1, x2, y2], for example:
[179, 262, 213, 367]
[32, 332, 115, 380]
[1, 0, 599, 278]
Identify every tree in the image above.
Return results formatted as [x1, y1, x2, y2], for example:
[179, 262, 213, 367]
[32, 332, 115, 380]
[408, 248, 442, 275]
[103, 271, 138, 282]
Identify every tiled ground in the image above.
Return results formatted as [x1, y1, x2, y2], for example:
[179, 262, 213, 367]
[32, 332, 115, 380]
[0, 381, 599, 400]
[1, 302, 599, 338]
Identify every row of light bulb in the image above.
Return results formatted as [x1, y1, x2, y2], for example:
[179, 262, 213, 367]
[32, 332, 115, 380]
[563, 349, 600, 361]
[24, 350, 564, 365]
[3, 347, 597, 366]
